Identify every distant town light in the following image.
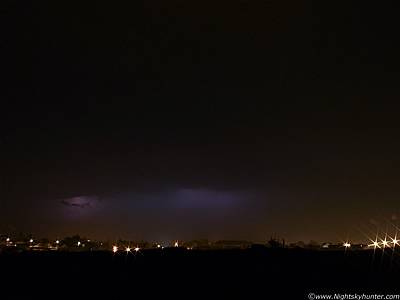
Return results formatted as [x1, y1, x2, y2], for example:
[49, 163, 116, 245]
[6, 238, 10, 242]
[30, 239, 33, 243]
[368, 241, 379, 248]
[77, 241, 81, 246]
[126, 247, 131, 252]
[134, 247, 140, 252]
[113, 246, 118, 253]
[343, 243, 351, 248]
[56, 240, 59, 244]
[382, 240, 388, 247]
[174, 241, 179, 247]
[157, 244, 161, 248]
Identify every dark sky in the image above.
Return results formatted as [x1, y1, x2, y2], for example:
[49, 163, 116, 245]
[2, 1, 400, 244]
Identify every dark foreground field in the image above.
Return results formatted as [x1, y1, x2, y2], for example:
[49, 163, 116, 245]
[1, 248, 400, 298]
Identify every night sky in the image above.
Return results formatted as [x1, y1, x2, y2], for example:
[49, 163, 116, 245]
[2, 1, 400, 244]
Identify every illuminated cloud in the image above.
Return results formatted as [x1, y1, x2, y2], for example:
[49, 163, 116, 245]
[174, 188, 243, 209]
[59, 196, 107, 219]
[61, 196, 100, 209]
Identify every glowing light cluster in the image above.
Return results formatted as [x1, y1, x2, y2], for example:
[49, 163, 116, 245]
[367, 238, 399, 248]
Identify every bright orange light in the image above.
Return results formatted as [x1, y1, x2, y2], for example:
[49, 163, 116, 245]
[134, 247, 140, 252]
[113, 246, 118, 253]
[343, 243, 351, 248]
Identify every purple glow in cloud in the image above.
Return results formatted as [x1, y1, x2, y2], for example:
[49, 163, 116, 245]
[60, 196, 104, 218]
[174, 188, 243, 209]
[61, 196, 100, 208]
